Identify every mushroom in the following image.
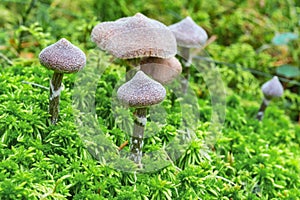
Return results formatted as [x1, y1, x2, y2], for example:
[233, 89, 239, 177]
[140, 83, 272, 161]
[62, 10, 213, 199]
[168, 16, 208, 92]
[117, 71, 166, 166]
[39, 38, 86, 124]
[91, 13, 177, 76]
[256, 76, 284, 120]
[140, 57, 182, 84]
[91, 13, 177, 60]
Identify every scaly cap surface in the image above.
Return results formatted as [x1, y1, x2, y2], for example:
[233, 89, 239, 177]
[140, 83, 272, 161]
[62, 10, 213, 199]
[261, 76, 284, 99]
[169, 16, 208, 48]
[117, 71, 166, 107]
[39, 38, 86, 73]
[91, 13, 177, 59]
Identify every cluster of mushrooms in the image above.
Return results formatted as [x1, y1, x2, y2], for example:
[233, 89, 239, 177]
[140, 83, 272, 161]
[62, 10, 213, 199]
[39, 13, 208, 166]
[38, 13, 284, 167]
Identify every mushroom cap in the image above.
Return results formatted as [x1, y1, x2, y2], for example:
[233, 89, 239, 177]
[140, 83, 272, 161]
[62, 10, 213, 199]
[140, 57, 182, 84]
[261, 76, 284, 99]
[168, 16, 208, 48]
[91, 13, 177, 59]
[39, 38, 86, 73]
[117, 71, 166, 107]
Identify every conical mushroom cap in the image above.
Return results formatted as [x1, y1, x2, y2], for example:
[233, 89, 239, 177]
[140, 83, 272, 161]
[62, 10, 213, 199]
[140, 57, 182, 84]
[91, 13, 177, 59]
[117, 71, 166, 107]
[169, 16, 208, 48]
[261, 76, 284, 99]
[39, 38, 86, 73]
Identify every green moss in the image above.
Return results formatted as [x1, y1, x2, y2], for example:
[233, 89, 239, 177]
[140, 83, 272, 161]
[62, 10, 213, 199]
[0, 0, 299, 199]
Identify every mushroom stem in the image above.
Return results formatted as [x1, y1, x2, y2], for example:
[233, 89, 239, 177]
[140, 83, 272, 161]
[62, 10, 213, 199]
[181, 47, 191, 67]
[181, 47, 191, 93]
[49, 72, 64, 124]
[130, 107, 147, 166]
[256, 98, 270, 121]
[125, 58, 141, 81]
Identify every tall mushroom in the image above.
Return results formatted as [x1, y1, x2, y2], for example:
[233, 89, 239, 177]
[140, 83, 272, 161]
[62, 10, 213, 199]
[256, 76, 284, 120]
[117, 71, 166, 166]
[39, 38, 86, 124]
[91, 13, 177, 70]
[168, 16, 208, 93]
[140, 57, 182, 85]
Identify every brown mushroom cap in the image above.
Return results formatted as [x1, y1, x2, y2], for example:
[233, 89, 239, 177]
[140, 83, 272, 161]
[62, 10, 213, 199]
[117, 71, 166, 107]
[168, 16, 208, 48]
[140, 57, 182, 84]
[261, 76, 284, 99]
[39, 38, 86, 73]
[91, 13, 177, 59]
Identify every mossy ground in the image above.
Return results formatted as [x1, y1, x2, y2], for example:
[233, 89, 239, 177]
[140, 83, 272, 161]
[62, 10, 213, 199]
[0, 0, 299, 199]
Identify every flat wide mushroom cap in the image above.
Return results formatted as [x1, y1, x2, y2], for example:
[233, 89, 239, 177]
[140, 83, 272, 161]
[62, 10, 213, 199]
[169, 16, 208, 48]
[261, 76, 284, 99]
[91, 13, 177, 59]
[117, 71, 166, 107]
[140, 57, 182, 84]
[39, 38, 86, 73]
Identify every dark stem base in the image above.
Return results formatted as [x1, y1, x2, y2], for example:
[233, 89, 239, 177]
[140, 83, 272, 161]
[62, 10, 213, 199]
[256, 98, 270, 121]
[49, 72, 64, 124]
[130, 107, 147, 167]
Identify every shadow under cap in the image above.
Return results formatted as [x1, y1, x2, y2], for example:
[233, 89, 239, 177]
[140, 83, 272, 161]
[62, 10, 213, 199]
[262, 76, 284, 98]
[91, 13, 177, 59]
[117, 71, 166, 107]
[140, 57, 182, 84]
[168, 16, 208, 48]
[39, 38, 86, 73]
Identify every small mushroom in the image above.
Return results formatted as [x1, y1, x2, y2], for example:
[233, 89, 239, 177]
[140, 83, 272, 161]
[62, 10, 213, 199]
[117, 71, 166, 166]
[169, 16, 208, 93]
[140, 57, 182, 84]
[39, 38, 86, 124]
[256, 76, 284, 120]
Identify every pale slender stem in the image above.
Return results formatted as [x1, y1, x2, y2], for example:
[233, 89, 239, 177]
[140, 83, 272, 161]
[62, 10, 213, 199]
[181, 47, 192, 67]
[130, 107, 147, 167]
[49, 72, 64, 124]
[181, 47, 191, 94]
[256, 98, 270, 121]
